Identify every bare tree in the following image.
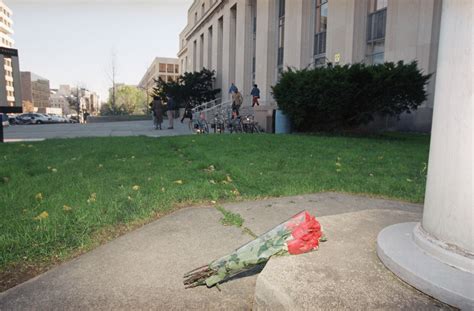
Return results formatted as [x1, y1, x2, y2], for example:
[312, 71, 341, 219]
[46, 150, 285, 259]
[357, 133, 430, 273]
[105, 50, 118, 113]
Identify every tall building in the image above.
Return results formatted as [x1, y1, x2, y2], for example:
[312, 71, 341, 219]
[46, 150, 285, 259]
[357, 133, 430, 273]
[58, 84, 101, 115]
[138, 57, 180, 99]
[0, 0, 21, 109]
[178, 0, 441, 132]
[50, 89, 70, 115]
[20, 72, 51, 112]
[0, 0, 13, 49]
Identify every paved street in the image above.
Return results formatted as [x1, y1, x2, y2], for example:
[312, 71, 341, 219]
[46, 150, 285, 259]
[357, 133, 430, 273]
[3, 120, 192, 141]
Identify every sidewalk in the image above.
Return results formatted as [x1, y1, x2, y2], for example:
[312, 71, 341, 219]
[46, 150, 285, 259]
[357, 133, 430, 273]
[0, 193, 451, 310]
[3, 119, 192, 141]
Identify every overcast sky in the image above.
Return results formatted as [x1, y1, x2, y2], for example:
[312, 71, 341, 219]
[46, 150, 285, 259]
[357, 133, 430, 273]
[8, 0, 193, 101]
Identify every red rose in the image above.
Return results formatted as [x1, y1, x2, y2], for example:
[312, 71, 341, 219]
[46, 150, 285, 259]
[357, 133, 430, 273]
[286, 211, 323, 255]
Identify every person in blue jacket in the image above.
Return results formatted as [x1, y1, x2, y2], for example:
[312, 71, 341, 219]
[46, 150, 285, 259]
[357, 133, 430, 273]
[251, 84, 260, 107]
[228, 83, 238, 95]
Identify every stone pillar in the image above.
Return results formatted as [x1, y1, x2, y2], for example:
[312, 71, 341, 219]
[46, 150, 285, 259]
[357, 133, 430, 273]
[377, 1, 473, 309]
[235, 0, 253, 102]
[255, 0, 277, 104]
[221, 7, 231, 99]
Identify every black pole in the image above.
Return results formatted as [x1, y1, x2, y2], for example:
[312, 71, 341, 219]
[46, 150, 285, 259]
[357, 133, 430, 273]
[0, 114, 4, 143]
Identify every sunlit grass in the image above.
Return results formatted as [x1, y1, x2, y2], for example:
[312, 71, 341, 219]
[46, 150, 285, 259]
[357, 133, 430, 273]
[0, 133, 429, 273]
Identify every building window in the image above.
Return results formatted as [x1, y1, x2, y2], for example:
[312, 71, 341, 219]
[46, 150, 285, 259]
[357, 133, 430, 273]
[159, 63, 166, 72]
[366, 0, 387, 64]
[167, 64, 174, 73]
[314, 0, 328, 66]
[194, 12, 198, 24]
[277, 0, 285, 73]
[208, 26, 213, 69]
[175, 64, 179, 74]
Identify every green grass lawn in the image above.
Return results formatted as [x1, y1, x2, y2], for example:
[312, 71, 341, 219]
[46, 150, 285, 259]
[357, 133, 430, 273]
[0, 133, 429, 282]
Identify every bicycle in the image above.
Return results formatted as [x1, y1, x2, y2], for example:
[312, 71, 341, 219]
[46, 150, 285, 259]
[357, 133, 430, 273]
[192, 111, 209, 134]
[241, 114, 261, 133]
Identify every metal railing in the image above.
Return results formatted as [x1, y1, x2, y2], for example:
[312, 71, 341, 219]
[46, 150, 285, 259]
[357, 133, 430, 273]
[190, 98, 222, 113]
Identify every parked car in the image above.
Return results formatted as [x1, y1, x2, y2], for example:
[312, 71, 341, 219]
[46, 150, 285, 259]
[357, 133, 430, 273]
[41, 114, 55, 123]
[8, 114, 19, 125]
[49, 114, 68, 123]
[17, 113, 51, 124]
[67, 115, 80, 123]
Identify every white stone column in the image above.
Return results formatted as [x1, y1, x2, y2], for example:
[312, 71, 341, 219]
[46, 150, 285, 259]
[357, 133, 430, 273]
[255, 0, 277, 104]
[377, 1, 473, 309]
[235, 0, 253, 101]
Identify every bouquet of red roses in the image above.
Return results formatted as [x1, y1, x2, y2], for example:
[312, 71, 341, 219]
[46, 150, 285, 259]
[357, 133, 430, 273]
[183, 210, 325, 288]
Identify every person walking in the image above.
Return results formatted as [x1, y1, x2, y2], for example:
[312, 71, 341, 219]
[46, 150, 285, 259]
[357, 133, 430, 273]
[228, 83, 238, 96]
[232, 90, 243, 116]
[181, 102, 193, 131]
[167, 95, 175, 129]
[83, 111, 90, 124]
[151, 96, 163, 130]
[251, 84, 260, 107]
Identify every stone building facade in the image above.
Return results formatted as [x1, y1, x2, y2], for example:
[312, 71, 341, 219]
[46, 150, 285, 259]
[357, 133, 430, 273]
[138, 57, 180, 101]
[0, 0, 21, 109]
[20, 72, 51, 112]
[178, 0, 442, 132]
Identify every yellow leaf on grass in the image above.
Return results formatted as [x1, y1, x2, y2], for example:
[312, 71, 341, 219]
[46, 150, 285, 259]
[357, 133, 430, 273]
[209, 180, 216, 184]
[34, 211, 49, 220]
[406, 178, 413, 182]
[132, 185, 140, 191]
[98, 164, 103, 168]
[51, 168, 58, 173]
[161, 187, 166, 192]
[87, 193, 97, 203]
[174, 180, 183, 185]
[335, 162, 342, 167]
[226, 175, 233, 183]
[63, 205, 72, 211]
[35, 193, 43, 201]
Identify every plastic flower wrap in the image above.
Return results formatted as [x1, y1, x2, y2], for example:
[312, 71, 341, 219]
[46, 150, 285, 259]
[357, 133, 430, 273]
[184, 211, 325, 288]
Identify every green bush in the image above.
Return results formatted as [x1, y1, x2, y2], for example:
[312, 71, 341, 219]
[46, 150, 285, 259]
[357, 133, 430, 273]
[272, 61, 431, 132]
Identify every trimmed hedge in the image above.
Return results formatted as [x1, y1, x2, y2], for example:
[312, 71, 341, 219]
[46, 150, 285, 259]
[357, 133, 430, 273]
[272, 61, 431, 132]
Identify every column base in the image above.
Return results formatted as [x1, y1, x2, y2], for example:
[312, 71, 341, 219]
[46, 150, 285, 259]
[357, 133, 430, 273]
[377, 222, 474, 310]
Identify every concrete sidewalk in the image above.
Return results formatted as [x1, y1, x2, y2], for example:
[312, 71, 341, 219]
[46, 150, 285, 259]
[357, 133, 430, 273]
[3, 120, 192, 141]
[0, 193, 452, 310]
